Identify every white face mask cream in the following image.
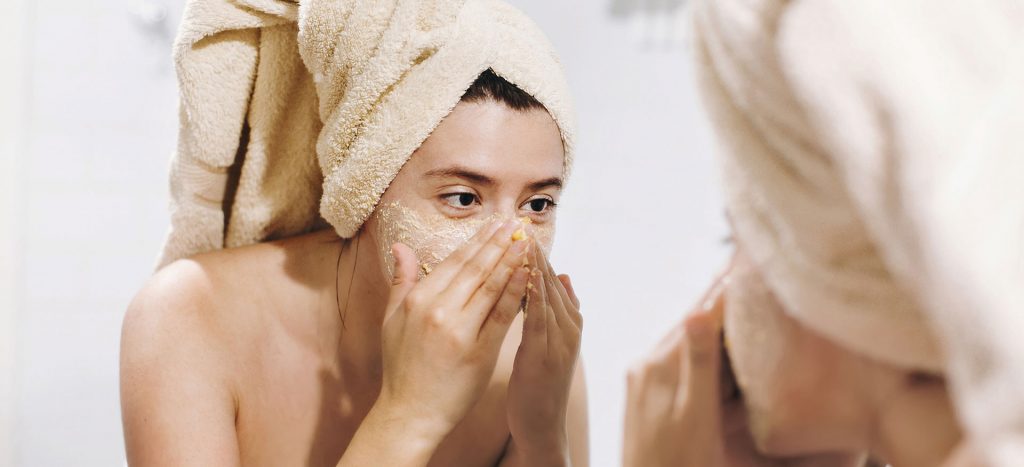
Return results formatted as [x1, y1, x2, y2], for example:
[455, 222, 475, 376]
[374, 201, 555, 279]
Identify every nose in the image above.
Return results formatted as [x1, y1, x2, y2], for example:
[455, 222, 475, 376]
[487, 196, 521, 221]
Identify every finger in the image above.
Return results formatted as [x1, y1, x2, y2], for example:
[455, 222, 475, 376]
[674, 278, 727, 432]
[439, 218, 524, 307]
[463, 236, 532, 330]
[557, 274, 580, 309]
[417, 218, 509, 293]
[384, 243, 420, 319]
[538, 252, 578, 333]
[533, 249, 559, 355]
[477, 264, 530, 347]
[521, 245, 547, 355]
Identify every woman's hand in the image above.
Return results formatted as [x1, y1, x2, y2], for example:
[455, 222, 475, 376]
[504, 242, 584, 467]
[623, 276, 863, 467]
[340, 218, 532, 466]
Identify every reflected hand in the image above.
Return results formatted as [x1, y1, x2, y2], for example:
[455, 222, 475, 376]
[623, 275, 863, 467]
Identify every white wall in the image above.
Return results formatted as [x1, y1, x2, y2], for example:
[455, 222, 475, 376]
[7, 1, 726, 466]
[1, 0, 31, 464]
[9, 0, 181, 465]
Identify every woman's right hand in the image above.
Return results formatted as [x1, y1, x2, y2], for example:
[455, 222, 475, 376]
[341, 218, 532, 466]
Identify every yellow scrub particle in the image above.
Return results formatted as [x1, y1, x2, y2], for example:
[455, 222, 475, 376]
[511, 217, 532, 241]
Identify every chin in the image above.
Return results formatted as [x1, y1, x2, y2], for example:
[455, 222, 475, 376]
[748, 401, 870, 458]
[746, 405, 806, 456]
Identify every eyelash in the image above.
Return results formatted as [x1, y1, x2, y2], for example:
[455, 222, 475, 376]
[441, 192, 480, 209]
[439, 192, 558, 214]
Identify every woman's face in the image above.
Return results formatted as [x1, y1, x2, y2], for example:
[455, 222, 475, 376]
[363, 99, 565, 280]
[724, 250, 873, 455]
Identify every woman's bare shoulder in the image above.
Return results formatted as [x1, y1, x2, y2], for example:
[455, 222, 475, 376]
[122, 231, 338, 364]
[121, 257, 244, 375]
[120, 256, 249, 462]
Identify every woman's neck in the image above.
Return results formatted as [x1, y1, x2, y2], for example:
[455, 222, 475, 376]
[328, 231, 392, 376]
[869, 373, 962, 467]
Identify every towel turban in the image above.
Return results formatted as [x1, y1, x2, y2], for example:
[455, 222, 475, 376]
[159, 0, 575, 267]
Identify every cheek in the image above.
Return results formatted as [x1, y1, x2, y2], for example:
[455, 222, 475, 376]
[724, 269, 797, 419]
[724, 261, 824, 452]
[725, 258, 865, 454]
[528, 222, 556, 255]
[374, 202, 501, 278]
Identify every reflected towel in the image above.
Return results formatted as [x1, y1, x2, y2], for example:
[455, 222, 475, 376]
[693, 0, 1024, 464]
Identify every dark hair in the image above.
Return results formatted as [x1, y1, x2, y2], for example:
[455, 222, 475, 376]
[460, 69, 545, 111]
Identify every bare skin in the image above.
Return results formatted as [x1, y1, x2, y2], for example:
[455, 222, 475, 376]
[623, 251, 982, 467]
[120, 101, 588, 467]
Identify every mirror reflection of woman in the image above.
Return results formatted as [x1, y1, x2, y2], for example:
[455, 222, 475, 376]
[624, 0, 1023, 466]
[119, 1, 588, 466]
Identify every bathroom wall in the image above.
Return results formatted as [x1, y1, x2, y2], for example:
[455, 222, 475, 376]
[4, 0, 726, 465]
[6, 1, 183, 465]
[1, 0, 31, 464]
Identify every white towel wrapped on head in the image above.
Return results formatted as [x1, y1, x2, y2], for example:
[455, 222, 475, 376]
[693, 0, 1024, 464]
[159, 0, 575, 267]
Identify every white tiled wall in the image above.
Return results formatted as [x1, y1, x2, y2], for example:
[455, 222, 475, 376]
[7, 1, 726, 465]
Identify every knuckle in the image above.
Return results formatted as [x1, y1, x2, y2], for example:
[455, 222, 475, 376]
[567, 325, 583, 345]
[489, 305, 515, 326]
[423, 309, 447, 328]
[404, 290, 426, 310]
[570, 310, 583, 327]
[447, 249, 468, 265]
[464, 260, 487, 277]
[483, 274, 508, 296]
[442, 329, 469, 351]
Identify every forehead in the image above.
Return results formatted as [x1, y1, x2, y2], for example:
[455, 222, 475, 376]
[404, 100, 565, 180]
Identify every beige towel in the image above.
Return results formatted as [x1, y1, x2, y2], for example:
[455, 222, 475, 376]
[158, 0, 575, 267]
[693, 0, 1024, 464]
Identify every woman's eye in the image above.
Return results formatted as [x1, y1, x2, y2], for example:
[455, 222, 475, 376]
[524, 198, 556, 213]
[442, 192, 479, 208]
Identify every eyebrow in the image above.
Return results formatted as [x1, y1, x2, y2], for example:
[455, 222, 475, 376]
[425, 167, 496, 186]
[425, 166, 563, 191]
[527, 177, 563, 191]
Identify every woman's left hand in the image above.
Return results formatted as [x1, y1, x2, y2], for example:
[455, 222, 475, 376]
[504, 242, 583, 466]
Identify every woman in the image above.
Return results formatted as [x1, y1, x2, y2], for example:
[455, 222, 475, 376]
[624, 0, 1022, 465]
[120, 1, 587, 465]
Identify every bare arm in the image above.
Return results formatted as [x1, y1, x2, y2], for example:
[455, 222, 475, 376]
[120, 262, 241, 466]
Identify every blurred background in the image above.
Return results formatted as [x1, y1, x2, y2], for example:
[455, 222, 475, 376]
[0, 0, 727, 465]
